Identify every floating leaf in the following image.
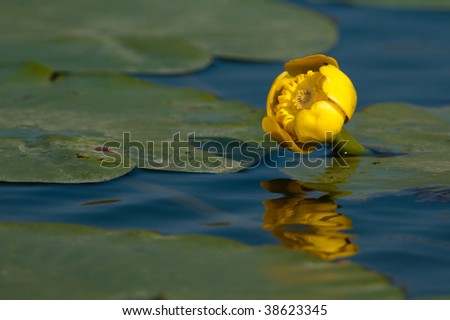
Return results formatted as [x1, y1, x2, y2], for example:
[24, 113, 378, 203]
[0, 0, 337, 73]
[0, 63, 264, 182]
[0, 35, 212, 75]
[0, 135, 133, 183]
[0, 222, 403, 299]
[280, 103, 450, 199]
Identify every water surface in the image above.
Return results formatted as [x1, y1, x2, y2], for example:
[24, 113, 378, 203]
[1, 0, 449, 298]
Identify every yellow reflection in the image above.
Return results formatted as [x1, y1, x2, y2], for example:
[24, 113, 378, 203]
[262, 180, 358, 260]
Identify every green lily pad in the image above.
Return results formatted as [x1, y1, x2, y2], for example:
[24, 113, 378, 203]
[0, 63, 265, 182]
[0, 0, 337, 73]
[0, 222, 403, 299]
[313, 0, 450, 10]
[0, 135, 133, 183]
[280, 103, 450, 199]
[0, 35, 212, 75]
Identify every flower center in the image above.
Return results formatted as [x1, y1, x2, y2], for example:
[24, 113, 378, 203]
[274, 71, 325, 138]
[295, 88, 314, 110]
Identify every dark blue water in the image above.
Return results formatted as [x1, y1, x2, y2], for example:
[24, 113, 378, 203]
[1, 1, 449, 298]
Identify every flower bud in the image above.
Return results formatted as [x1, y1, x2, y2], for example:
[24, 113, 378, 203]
[263, 54, 357, 153]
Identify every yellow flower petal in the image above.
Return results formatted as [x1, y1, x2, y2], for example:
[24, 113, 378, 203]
[262, 116, 316, 154]
[294, 101, 345, 143]
[320, 64, 357, 120]
[266, 71, 290, 117]
[285, 54, 338, 77]
[262, 116, 293, 142]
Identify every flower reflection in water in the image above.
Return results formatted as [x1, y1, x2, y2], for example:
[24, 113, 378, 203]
[262, 179, 358, 260]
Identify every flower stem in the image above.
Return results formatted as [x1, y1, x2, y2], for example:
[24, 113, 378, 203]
[332, 127, 368, 156]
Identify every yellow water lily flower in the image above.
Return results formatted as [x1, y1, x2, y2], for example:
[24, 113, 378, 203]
[263, 54, 357, 153]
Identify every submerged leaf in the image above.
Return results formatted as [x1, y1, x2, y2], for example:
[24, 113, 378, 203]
[281, 103, 450, 199]
[0, 222, 403, 299]
[0, 63, 264, 182]
[0, 0, 337, 73]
